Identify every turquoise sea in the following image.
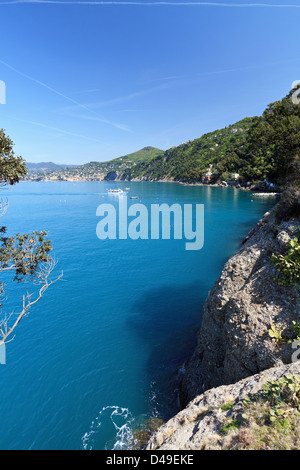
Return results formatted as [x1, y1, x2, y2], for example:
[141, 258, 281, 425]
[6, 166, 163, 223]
[0, 181, 275, 450]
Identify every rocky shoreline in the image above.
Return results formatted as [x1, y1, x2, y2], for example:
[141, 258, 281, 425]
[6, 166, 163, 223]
[145, 202, 300, 450]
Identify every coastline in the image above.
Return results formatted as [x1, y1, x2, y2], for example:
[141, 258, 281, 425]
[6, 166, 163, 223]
[22, 177, 281, 195]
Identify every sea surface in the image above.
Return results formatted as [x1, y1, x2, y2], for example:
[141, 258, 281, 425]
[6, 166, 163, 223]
[0, 181, 275, 450]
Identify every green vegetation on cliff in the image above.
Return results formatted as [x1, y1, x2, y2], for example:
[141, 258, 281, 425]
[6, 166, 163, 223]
[83, 145, 164, 173]
[233, 373, 300, 450]
[122, 84, 300, 187]
[245, 85, 300, 187]
[121, 117, 257, 183]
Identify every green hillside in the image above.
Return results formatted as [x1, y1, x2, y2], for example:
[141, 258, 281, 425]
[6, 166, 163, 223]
[112, 146, 164, 164]
[121, 85, 300, 187]
[120, 118, 258, 183]
[30, 146, 164, 181]
[82, 146, 164, 173]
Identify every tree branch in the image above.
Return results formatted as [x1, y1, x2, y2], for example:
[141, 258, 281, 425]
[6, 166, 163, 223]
[0, 257, 63, 345]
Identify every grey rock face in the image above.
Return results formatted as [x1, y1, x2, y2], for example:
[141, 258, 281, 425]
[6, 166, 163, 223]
[145, 206, 300, 451]
[146, 363, 300, 450]
[179, 209, 300, 406]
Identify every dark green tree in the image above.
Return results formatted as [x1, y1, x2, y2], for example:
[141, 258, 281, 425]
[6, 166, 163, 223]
[0, 129, 27, 186]
[245, 84, 300, 186]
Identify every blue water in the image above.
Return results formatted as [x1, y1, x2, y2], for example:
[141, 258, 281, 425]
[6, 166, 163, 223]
[0, 181, 275, 450]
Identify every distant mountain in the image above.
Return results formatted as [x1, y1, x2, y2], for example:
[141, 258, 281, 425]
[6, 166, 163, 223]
[25, 147, 164, 179]
[25, 162, 76, 173]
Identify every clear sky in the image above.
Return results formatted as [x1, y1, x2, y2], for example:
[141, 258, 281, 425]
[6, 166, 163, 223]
[0, 0, 300, 164]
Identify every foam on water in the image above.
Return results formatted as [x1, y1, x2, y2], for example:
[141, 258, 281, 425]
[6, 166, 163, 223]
[81, 406, 134, 450]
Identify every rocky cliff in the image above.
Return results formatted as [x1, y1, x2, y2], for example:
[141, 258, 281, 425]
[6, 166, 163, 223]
[180, 207, 300, 405]
[146, 202, 300, 450]
[146, 362, 300, 450]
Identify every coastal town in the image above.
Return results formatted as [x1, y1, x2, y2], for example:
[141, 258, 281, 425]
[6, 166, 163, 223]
[24, 146, 164, 182]
[23, 160, 278, 194]
[23, 157, 140, 182]
[24, 167, 107, 182]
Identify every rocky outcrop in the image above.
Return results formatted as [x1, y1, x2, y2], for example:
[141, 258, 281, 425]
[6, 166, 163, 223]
[104, 171, 119, 181]
[180, 209, 300, 406]
[146, 362, 300, 450]
[145, 204, 300, 450]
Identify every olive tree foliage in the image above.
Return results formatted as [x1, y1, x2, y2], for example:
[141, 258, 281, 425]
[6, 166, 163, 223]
[0, 129, 62, 346]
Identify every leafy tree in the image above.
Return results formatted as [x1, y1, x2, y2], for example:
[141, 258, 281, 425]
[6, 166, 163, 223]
[0, 129, 27, 186]
[0, 129, 62, 348]
[122, 117, 259, 183]
[244, 84, 300, 186]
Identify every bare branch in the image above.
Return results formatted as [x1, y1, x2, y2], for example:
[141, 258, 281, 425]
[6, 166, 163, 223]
[0, 257, 63, 346]
[0, 197, 8, 218]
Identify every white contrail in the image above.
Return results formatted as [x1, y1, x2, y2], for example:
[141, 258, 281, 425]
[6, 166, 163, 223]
[0, 58, 132, 132]
[1, 1, 300, 8]
[17, 118, 103, 142]
[60, 83, 169, 113]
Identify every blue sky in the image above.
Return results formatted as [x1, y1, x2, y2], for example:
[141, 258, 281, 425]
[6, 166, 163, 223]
[0, 0, 300, 164]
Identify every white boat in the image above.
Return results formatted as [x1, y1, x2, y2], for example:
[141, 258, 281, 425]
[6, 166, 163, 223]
[107, 188, 124, 193]
[252, 192, 279, 197]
